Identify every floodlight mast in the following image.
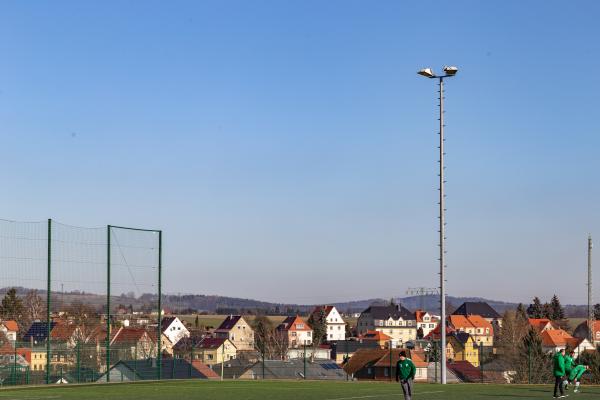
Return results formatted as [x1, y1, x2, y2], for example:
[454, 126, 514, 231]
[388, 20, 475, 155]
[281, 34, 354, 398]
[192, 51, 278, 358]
[418, 66, 458, 385]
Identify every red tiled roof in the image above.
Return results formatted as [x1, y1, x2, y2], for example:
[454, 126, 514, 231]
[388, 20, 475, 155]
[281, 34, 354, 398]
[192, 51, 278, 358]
[311, 305, 335, 319]
[277, 316, 312, 332]
[50, 324, 78, 341]
[414, 310, 426, 323]
[2, 320, 19, 332]
[111, 328, 153, 345]
[424, 324, 455, 340]
[191, 360, 220, 379]
[449, 315, 493, 331]
[373, 349, 428, 368]
[360, 330, 391, 342]
[540, 329, 573, 347]
[528, 318, 555, 332]
[448, 361, 481, 381]
[343, 348, 388, 375]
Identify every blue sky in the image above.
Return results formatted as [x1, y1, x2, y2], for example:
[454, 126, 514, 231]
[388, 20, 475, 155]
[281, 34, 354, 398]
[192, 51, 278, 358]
[1, 1, 599, 305]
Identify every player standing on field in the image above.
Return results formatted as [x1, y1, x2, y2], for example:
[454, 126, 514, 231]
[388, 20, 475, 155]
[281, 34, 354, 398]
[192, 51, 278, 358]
[395, 350, 416, 400]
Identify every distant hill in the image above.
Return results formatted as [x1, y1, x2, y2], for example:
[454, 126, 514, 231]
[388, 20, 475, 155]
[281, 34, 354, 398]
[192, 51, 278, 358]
[0, 287, 589, 317]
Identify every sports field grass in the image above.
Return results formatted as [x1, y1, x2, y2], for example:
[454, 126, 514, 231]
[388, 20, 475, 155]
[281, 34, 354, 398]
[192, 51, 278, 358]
[1, 380, 599, 400]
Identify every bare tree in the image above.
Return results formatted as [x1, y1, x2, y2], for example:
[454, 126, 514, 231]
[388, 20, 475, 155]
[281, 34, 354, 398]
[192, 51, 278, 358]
[65, 301, 100, 342]
[22, 290, 46, 333]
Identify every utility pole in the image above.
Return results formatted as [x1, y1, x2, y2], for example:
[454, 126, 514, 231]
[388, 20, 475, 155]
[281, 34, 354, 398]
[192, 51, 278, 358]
[588, 235, 593, 343]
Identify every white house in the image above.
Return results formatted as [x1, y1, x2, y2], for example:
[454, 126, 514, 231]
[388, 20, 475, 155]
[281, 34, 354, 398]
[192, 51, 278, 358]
[0, 321, 18, 344]
[415, 310, 438, 338]
[357, 304, 417, 345]
[160, 317, 190, 346]
[311, 306, 346, 342]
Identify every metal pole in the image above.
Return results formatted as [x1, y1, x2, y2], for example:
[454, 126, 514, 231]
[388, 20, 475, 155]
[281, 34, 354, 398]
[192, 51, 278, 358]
[588, 235, 593, 343]
[528, 343, 531, 384]
[389, 341, 392, 382]
[480, 342, 483, 383]
[220, 344, 224, 381]
[158, 230, 162, 381]
[77, 342, 81, 383]
[106, 225, 111, 382]
[439, 77, 447, 385]
[303, 342, 307, 380]
[46, 218, 52, 385]
[13, 345, 17, 385]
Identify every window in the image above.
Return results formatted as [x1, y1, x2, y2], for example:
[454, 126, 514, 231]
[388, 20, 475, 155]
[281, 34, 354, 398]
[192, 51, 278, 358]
[297, 324, 304, 329]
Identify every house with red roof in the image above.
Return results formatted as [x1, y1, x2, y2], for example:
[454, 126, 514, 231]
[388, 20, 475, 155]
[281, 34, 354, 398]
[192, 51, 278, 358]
[0, 320, 19, 343]
[415, 310, 438, 339]
[528, 318, 556, 333]
[540, 328, 595, 356]
[448, 315, 494, 348]
[573, 320, 600, 346]
[343, 348, 428, 382]
[359, 330, 392, 348]
[276, 316, 313, 348]
[50, 323, 83, 348]
[111, 327, 158, 359]
[214, 316, 254, 351]
[311, 306, 346, 342]
[196, 337, 237, 366]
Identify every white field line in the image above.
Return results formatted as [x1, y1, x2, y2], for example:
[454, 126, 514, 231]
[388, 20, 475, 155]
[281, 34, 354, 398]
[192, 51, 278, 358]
[325, 391, 445, 400]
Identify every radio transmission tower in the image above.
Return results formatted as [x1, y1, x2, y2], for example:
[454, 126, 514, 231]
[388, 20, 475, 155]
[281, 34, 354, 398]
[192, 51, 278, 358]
[406, 287, 439, 311]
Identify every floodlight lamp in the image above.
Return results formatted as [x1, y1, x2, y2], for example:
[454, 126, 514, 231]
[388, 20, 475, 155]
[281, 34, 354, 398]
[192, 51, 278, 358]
[443, 66, 458, 76]
[418, 68, 436, 78]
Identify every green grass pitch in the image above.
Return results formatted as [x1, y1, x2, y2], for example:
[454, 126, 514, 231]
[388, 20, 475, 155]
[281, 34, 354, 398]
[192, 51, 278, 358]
[1, 380, 599, 399]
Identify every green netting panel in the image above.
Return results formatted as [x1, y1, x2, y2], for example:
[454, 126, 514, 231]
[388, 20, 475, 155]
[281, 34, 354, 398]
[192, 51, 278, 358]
[108, 226, 161, 382]
[50, 222, 107, 385]
[0, 219, 48, 385]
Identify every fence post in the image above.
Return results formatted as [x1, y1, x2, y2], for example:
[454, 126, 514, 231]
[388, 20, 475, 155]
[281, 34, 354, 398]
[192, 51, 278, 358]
[303, 342, 306, 380]
[13, 346, 17, 386]
[106, 225, 111, 383]
[46, 218, 52, 385]
[77, 341, 81, 383]
[528, 343, 531, 384]
[434, 340, 438, 384]
[189, 345, 193, 378]
[134, 342, 137, 382]
[345, 341, 349, 381]
[220, 344, 224, 381]
[157, 230, 162, 381]
[480, 342, 484, 383]
[262, 347, 265, 380]
[389, 341, 392, 382]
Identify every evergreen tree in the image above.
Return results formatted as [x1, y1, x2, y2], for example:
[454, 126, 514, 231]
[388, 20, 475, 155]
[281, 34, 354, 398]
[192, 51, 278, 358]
[515, 329, 553, 384]
[527, 297, 544, 318]
[0, 288, 24, 321]
[549, 295, 565, 321]
[542, 303, 553, 319]
[594, 303, 600, 320]
[194, 315, 199, 329]
[516, 303, 528, 321]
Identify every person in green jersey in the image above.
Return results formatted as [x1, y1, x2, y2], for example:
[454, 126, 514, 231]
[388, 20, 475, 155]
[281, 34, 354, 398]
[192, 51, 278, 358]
[563, 350, 575, 390]
[552, 348, 566, 398]
[569, 364, 590, 393]
[395, 350, 416, 400]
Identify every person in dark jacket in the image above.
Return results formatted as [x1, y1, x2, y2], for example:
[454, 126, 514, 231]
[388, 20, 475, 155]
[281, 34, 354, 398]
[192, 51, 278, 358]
[395, 350, 416, 400]
[552, 348, 566, 398]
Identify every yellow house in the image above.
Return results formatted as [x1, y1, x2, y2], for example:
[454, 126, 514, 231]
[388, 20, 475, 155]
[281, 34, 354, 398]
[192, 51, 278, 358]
[214, 316, 254, 351]
[196, 337, 237, 366]
[447, 332, 480, 367]
[29, 348, 47, 372]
